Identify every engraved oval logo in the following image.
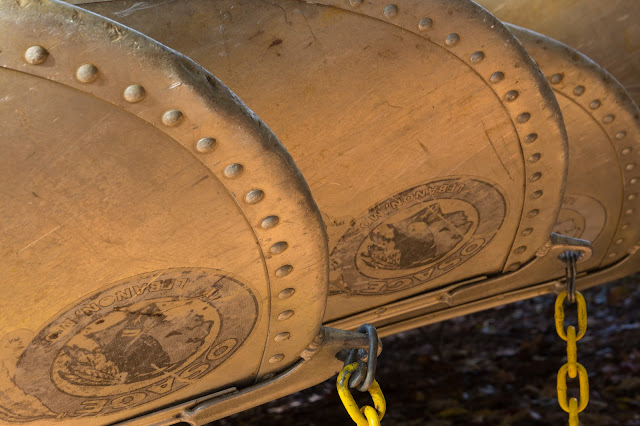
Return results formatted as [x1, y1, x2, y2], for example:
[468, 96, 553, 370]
[3, 268, 258, 420]
[330, 177, 506, 295]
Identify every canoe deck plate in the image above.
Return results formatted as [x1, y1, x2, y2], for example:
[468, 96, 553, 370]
[0, 0, 327, 423]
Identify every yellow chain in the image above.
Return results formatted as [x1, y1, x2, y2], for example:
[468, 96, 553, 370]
[337, 362, 386, 426]
[555, 290, 589, 425]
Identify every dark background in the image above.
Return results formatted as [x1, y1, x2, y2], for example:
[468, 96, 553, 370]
[215, 275, 640, 425]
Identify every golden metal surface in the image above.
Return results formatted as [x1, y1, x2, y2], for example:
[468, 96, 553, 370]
[478, 0, 640, 107]
[508, 25, 640, 271]
[76, 0, 568, 322]
[0, 0, 328, 422]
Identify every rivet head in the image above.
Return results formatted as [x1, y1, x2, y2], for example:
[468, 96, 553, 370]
[529, 172, 542, 182]
[278, 288, 295, 299]
[528, 153, 541, 163]
[589, 99, 601, 110]
[621, 223, 630, 230]
[277, 310, 294, 321]
[521, 228, 533, 236]
[514, 246, 527, 254]
[224, 163, 244, 178]
[270, 241, 289, 255]
[24, 45, 48, 65]
[631, 178, 639, 185]
[470, 51, 484, 63]
[615, 238, 624, 245]
[603, 114, 615, 124]
[245, 189, 265, 204]
[76, 64, 99, 83]
[507, 262, 521, 272]
[626, 163, 637, 171]
[274, 332, 291, 342]
[123, 84, 146, 103]
[573, 85, 585, 96]
[504, 90, 519, 102]
[517, 112, 531, 123]
[609, 252, 617, 258]
[531, 190, 543, 199]
[490, 71, 504, 83]
[418, 17, 433, 30]
[628, 194, 637, 201]
[195, 137, 216, 153]
[162, 109, 184, 127]
[616, 131, 627, 140]
[525, 133, 538, 144]
[275, 265, 293, 278]
[268, 354, 285, 363]
[383, 4, 398, 18]
[445, 33, 460, 46]
[261, 215, 279, 229]
[349, 0, 363, 6]
[625, 208, 634, 215]
[550, 73, 563, 84]
[622, 147, 632, 155]
[527, 209, 540, 218]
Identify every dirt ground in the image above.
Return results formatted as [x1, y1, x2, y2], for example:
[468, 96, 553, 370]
[215, 274, 640, 425]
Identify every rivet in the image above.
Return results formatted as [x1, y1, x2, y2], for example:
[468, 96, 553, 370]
[277, 310, 294, 321]
[504, 90, 519, 102]
[631, 178, 639, 185]
[608, 252, 617, 258]
[525, 133, 538, 143]
[531, 190, 543, 199]
[489, 71, 504, 83]
[418, 17, 433, 30]
[278, 288, 295, 299]
[527, 209, 539, 218]
[224, 163, 244, 178]
[24, 45, 48, 65]
[573, 85, 585, 96]
[528, 153, 541, 163]
[507, 262, 521, 272]
[615, 238, 624, 245]
[445, 33, 460, 46]
[162, 109, 184, 127]
[76, 64, 99, 83]
[383, 4, 398, 18]
[275, 265, 293, 277]
[245, 189, 265, 204]
[603, 114, 615, 124]
[123, 85, 146, 103]
[195, 137, 216, 153]
[268, 354, 285, 363]
[521, 228, 533, 236]
[514, 246, 527, 254]
[622, 147, 632, 155]
[270, 241, 289, 255]
[349, 0, 363, 6]
[616, 131, 627, 140]
[470, 51, 484, 63]
[626, 163, 636, 171]
[625, 208, 634, 215]
[589, 99, 601, 110]
[529, 172, 542, 182]
[274, 332, 291, 342]
[629, 194, 637, 201]
[261, 215, 279, 229]
[550, 73, 563, 84]
[621, 223, 630, 230]
[517, 112, 531, 123]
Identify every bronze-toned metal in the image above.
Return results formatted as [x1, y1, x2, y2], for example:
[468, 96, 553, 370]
[478, 0, 640, 107]
[75, 0, 569, 322]
[507, 25, 640, 273]
[0, 0, 328, 423]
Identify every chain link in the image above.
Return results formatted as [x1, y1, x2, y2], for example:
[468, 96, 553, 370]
[337, 362, 386, 426]
[555, 287, 589, 425]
